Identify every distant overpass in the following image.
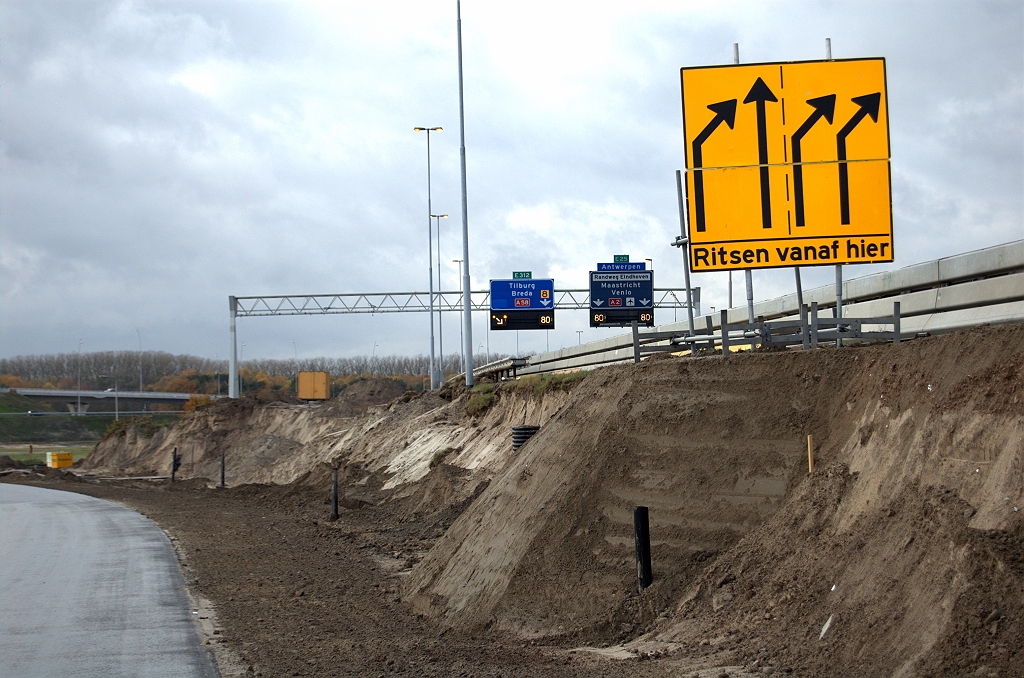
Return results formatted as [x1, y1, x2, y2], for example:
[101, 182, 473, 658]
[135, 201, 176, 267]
[2, 388, 212, 413]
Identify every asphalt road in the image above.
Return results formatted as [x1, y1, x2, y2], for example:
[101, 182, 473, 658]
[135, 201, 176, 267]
[0, 483, 219, 678]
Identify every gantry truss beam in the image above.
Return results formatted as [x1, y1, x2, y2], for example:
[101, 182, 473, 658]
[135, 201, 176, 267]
[232, 288, 700, 317]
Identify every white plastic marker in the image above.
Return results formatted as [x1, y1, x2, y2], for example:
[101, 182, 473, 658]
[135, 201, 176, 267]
[820, 614, 834, 640]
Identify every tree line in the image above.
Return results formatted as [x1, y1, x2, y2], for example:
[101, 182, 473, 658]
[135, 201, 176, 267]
[0, 350, 506, 393]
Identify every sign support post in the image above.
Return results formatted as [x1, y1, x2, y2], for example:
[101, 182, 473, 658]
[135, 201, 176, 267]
[673, 170, 696, 336]
[632, 321, 641, 364]
[826, 37, 845, 348]
[228, 296, 238, 398]
[734, 44, 756, 324]
[835, 264, 844, 347]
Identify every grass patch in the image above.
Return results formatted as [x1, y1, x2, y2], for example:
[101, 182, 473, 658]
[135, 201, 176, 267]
[429, 447, 456, 468]
[503, 371, 588, 398]
[0, 392, 56, 414]
[0, 444, 95, 465]
[466, 392, 496, 416]
[0, 413, 99, 443]
[465, 384, 497, 416]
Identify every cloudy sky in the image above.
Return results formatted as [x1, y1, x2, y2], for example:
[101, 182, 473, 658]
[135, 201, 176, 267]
[2, 0, 1021, 363]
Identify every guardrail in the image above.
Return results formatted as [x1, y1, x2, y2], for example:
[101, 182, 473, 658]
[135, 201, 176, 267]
[515, 240, 1023, 376]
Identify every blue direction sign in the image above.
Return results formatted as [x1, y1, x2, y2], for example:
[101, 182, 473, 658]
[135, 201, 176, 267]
[490, 279, 554, 310]
[589, 270, 654, 328]
[490, 278, 555, 330]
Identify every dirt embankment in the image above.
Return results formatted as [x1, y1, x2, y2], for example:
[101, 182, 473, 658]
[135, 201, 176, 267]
[73, 324, 1024, 676]
[83, 375, 576, 493]
[399, 324, 1022, 676]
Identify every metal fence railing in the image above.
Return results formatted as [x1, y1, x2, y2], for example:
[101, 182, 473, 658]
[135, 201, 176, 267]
[515, 240, 1023, 377]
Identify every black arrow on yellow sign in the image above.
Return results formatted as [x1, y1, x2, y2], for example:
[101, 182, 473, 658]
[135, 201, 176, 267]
[743, 78, 778, 229]
[792, 94, 837, 227]
[837, 93, 881, 224]
[691, 99, 737, 232]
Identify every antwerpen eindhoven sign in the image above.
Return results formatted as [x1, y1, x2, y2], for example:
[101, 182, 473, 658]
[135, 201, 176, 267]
[680, 57, 893, 271]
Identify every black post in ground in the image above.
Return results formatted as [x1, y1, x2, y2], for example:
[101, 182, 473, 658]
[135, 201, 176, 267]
[220, 450, 225, 488]
[171, 447, 180, 482]
[330, 467, 339, 521]
[634, 506, 653, 592]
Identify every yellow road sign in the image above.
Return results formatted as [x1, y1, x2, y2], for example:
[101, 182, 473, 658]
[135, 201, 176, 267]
[680, 58, 892, 271]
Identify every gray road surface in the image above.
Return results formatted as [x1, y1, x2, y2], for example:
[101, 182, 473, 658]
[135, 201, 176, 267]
[0, 483, 219, 678]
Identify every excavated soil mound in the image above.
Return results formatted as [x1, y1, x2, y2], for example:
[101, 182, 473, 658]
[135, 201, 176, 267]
[321, 377, 409, 417]
[68, 322, 1023, 676]
[402, 323, 1023, 676]
[81, 378, 417, 482]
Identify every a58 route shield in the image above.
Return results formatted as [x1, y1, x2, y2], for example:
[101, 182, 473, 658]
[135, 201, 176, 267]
[680, 57, 893, 272]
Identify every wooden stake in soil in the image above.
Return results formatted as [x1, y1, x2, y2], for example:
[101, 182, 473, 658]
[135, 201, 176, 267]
[807, 434, 814, 474]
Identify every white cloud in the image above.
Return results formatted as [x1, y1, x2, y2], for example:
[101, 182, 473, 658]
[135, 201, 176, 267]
[1, 0, 1020, 360]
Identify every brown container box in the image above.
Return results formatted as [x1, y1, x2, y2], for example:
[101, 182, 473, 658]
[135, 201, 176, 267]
[297, 371, 330, 400]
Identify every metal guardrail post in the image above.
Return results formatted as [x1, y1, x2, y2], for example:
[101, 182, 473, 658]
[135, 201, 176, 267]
[835, 264, 844, 348]
[720, 310, 730, 355]
[893, 302, 901, 344]
[811, 302, 819, 349]
[801, 304, 810, 350]
[704, 315, 714, 351]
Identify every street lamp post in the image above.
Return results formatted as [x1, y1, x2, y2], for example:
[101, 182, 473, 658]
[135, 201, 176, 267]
[100, 372, 119, 421]
[415, 126, 443, 389]
[432, 213, 448, 381]
[456, 1, 475, 387]
[292, 340, 298, 393]
[136, 328, 143, 393]
[77, 339, 83, 415]
[577, 331, 583, 345]
[452, 259, 465, 373]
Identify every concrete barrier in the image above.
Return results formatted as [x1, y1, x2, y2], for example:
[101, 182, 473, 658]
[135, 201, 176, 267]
[517, 240, 1024, 376]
